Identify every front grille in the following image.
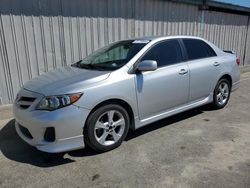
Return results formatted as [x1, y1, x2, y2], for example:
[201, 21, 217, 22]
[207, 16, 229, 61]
[20, 96, 36, 102]
[16, 96, 36, 109]
[18, 124, 33, 139]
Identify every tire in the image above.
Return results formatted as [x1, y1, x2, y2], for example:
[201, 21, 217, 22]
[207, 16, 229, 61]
[212, 78, 231, 109]
[84, 103, 130, 152]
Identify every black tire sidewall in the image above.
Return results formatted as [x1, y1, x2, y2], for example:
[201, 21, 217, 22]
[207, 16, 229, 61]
[84, 104, 130, 152]
[213, 79, 231, 109]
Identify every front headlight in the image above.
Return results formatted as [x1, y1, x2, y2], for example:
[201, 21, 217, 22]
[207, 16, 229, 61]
[36, 93, 83, 111]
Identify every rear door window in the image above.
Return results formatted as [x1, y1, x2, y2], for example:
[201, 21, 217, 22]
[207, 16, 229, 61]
[183, 39, 217, 60]
[141, 39, 183, 67]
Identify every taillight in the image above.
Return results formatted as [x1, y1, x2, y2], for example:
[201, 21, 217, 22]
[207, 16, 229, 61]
[236, 58, 240, 66]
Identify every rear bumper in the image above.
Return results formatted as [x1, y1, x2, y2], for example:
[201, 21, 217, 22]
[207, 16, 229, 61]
[14, 104, 91, 153]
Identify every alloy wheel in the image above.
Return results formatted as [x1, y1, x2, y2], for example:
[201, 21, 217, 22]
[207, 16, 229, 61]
[94, 110, 126, 146]
[216, 81, 229, 105]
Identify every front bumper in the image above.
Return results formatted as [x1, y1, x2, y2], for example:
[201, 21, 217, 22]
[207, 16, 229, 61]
[13, 91, 91, 153]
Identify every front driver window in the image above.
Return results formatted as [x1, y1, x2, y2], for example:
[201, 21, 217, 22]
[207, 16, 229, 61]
[141, 39, 183, 67]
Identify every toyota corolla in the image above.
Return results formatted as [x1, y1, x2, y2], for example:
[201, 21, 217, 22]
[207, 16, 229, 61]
[13, 36, 240, 152]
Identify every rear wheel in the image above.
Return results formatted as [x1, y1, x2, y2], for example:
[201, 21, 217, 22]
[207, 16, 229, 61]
[84, 104, 130, 152]
[212, 79, 231, 109]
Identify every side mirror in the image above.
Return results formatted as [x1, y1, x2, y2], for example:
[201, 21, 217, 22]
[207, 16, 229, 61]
[136, 60, 157, 72]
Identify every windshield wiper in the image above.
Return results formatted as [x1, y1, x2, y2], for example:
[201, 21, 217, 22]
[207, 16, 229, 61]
[78, 63, 96, 69]
[73, 61, 110, 70]
[71, 60, 95, 69]
[72, 60, 115, 70]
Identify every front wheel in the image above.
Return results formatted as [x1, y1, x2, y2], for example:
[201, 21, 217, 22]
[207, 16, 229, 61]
[84, 104, 130, 152]
[212, 79, 231, 109]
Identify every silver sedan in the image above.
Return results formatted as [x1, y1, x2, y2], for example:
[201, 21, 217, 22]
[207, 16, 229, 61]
[13, 36, 240, 152]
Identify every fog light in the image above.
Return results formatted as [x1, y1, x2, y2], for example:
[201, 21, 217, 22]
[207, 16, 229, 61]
[44, 127, 55, 142]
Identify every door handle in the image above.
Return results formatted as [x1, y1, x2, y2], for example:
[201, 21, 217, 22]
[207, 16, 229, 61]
[213, 62, 220, 66]
[179, 69, 188, 75]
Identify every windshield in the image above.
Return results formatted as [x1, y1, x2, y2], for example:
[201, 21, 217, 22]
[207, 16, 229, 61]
[72, 40, 149, 71]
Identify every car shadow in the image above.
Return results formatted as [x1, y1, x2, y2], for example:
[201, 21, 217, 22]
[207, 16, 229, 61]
[0, 107, 205, 168]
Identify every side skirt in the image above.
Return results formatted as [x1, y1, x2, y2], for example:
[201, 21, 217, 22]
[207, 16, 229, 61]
[134, 93, 213, 130]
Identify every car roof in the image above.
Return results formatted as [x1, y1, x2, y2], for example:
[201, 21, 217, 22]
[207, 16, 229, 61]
[133, 35, 205, 41]
[129, 35, 225, 59]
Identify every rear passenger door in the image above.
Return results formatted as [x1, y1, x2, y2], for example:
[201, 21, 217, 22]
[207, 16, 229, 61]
[135, 39, 190, 120]
[181, 38, 221, 102]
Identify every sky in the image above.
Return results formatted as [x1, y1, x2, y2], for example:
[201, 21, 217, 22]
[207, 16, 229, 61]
[214, 0, 250, 8]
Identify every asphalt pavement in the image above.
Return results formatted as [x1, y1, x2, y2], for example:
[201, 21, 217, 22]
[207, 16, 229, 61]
[0, 72, 250, 188]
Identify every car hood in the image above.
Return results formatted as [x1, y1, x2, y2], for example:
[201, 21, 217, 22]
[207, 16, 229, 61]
[23, 66, 111, 96]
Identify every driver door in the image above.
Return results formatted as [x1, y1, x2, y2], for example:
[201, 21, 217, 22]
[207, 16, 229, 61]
[135, 39, 189, 120]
